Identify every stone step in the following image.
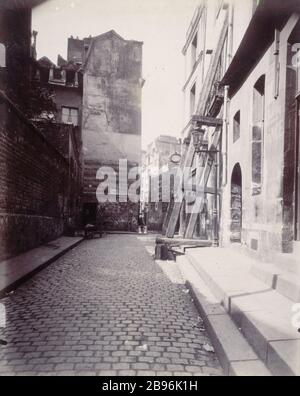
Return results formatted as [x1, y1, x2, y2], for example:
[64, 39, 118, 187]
[250, 263, 300, 302]
[184, 247, 300, 376]
[177, 255, 272, 376]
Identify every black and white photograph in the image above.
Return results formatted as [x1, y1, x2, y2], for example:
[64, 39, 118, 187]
[0, 0, 299, 379]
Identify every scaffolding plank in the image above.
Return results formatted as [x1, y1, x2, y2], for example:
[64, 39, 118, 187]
[191, 115, 223, 127]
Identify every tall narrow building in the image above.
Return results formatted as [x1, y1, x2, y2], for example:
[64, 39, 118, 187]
[67, 31, 143, 230]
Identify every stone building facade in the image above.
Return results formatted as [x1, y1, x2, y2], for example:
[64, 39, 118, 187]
[177, 0, 300, 271]
[142, 135, 181, 232]
[70, 31, 144, 231]
[220, 0, 300, 268]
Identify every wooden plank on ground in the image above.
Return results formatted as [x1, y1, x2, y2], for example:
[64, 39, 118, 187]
[156, 236, 212, 247]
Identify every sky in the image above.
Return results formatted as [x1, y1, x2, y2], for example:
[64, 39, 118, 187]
[32, 0, 200, 149]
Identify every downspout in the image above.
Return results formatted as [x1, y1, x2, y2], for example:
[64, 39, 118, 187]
[227, 2, 234, 67]
[222, 85, 229, 187]
[221, 1, 233, 188]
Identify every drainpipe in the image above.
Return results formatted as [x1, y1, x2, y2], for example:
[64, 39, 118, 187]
[213, 151, 219, 247]
[227, 3, 234, 67]
[222, 85, 229, 187]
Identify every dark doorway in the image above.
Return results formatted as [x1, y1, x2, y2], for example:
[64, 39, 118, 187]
[230, 163, 242, 243]
[83, 203, 97, 225]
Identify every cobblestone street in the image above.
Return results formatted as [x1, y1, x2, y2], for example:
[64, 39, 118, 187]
[0, 235, 223, 376]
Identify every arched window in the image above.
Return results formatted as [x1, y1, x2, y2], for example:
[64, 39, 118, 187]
[252, 75, 265, 195]
[0, 43, 6, 68]
[233, 110, 241, 143]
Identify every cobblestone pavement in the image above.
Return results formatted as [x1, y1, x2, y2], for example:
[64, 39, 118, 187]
[0, 235, 223, 376]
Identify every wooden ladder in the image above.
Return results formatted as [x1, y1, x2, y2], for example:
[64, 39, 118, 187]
[162, 14, 228, 239]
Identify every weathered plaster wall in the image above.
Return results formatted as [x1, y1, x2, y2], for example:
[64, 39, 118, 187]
[82, 33, 143, 230]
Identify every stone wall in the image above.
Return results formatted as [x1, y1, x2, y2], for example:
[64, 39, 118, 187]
[220, 16, 300, 260]
[0, 93, 69, 261]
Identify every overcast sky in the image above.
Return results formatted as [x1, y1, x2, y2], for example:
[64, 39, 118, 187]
[33, 0, 200, 149]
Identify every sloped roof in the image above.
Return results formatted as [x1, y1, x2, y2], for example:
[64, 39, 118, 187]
[37, 56, 55, 68]
[81, 30, 143, 71]
[57, 55, 67, 67]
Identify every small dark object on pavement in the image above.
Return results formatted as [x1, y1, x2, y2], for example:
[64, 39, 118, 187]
[84, 224, 103, 239]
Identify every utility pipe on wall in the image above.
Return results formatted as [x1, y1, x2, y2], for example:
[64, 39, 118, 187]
[222, 85, 229, 187]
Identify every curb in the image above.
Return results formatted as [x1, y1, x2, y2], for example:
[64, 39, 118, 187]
[186, 280, 272, 376]
[0, 238, 84, 298]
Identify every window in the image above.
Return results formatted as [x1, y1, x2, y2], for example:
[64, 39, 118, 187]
[190, 83, 196, 116]
[191, 33, 198, 68]
[0, 43, 6, 68]
[62, 107, 79, 126]
[233, 111, 240, 143]
[252, 75, 265, 195]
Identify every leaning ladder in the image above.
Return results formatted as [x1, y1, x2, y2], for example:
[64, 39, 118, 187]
[163, 125, 221, 239]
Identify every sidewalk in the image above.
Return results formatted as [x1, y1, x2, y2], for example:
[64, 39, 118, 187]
[0, 236, 83, 297]
[177, 247, 300, 376]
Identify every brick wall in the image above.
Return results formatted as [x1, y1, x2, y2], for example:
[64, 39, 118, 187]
[0, 92, 70, 261]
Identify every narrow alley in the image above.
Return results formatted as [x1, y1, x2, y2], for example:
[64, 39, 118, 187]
[0, 235, 222, 376]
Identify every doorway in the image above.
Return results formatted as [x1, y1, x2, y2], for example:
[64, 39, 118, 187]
[83, 203, 97, 226]
[230, 163, 242, 243]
